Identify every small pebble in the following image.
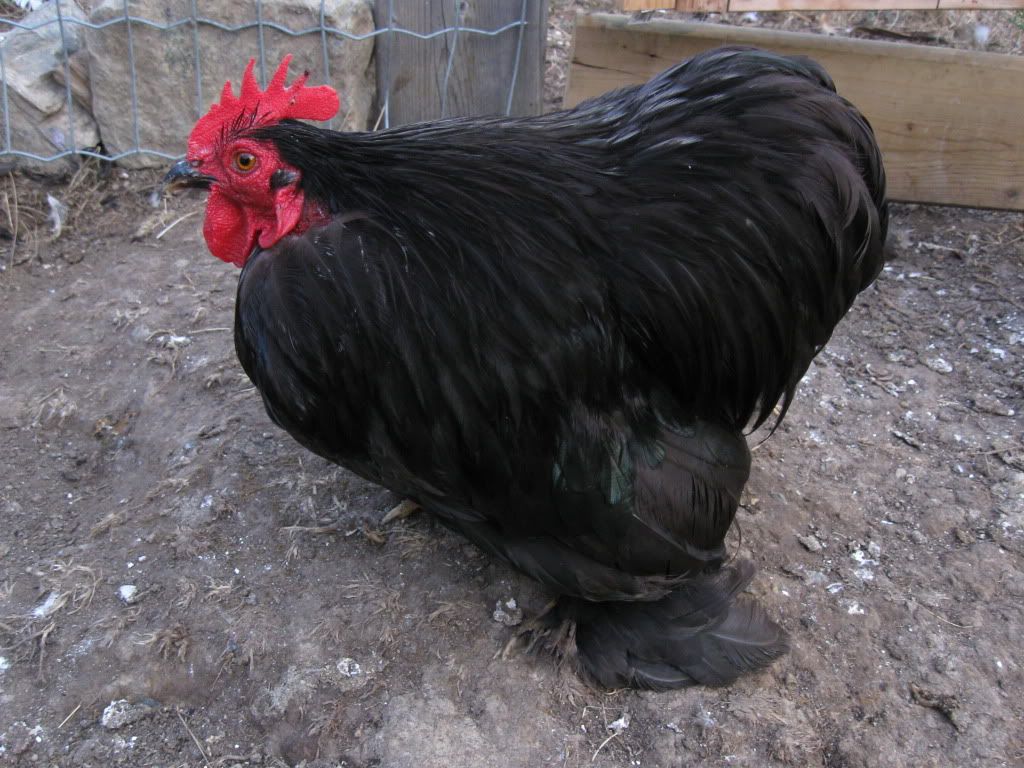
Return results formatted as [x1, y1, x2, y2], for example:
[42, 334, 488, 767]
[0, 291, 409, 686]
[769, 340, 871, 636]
[925, 357, 953, 374]
[797, 534, 823, 553]
[336, 658, 361, 677]
[100, 700, 155, 730]
[608, 712, 631, 732]
[33, 592, 61, 619]
[492, 598, 523, 627]
[117, 585, 139, 604]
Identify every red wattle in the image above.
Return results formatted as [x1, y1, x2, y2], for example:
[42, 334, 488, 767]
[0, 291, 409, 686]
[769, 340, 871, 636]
[203, 186, 255, 267]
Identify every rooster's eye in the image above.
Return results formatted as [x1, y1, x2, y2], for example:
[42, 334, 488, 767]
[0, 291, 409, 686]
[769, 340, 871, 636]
[233, 152, 257, 173]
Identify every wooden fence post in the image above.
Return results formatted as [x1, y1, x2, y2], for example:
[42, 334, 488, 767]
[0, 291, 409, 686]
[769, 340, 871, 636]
[372, 0, 547, 127]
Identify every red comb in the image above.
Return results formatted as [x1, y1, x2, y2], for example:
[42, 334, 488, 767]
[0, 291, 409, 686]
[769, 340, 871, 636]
[188, 55, 339, 153]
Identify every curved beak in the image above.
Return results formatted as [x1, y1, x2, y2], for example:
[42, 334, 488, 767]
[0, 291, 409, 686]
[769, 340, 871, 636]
[163, 160, 215, 192]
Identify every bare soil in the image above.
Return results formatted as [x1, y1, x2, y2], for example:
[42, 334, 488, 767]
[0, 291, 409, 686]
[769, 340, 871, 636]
[2, 5, 1024, 768]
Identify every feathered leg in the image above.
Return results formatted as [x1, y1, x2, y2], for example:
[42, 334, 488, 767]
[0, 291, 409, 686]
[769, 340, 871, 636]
[554, 562, 787, 689]
[443, 415, 789, 689]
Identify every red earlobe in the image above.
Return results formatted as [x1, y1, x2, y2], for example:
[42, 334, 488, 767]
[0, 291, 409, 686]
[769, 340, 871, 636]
[260, 184, 305, 250]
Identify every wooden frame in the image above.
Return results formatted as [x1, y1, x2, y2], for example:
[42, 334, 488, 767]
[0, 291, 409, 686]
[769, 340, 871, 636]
[619, 0, 1024, 11]
[566, 13, 1024, 210]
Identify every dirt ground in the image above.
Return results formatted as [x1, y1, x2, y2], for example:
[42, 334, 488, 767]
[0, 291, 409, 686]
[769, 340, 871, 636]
[2, 5, 1024, 768]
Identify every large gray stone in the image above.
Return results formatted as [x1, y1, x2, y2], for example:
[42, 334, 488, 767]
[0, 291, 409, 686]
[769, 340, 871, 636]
[1, 1, 101, 170]
[84, 0, 375, 168]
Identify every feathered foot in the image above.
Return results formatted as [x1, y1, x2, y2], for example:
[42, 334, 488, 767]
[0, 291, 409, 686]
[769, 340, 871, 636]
[382, 499, 421, 524]
[573, 561, 788, 689]
[504, 562, 788, 690]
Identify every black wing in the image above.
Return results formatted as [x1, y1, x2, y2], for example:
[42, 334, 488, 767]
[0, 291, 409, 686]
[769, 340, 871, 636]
[235, 216, 750, 601]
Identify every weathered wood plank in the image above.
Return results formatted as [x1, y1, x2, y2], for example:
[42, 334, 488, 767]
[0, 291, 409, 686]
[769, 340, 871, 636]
[566, 14, 1024, 210]
[618, 0, 1024, 9]
[730, 0, 939, 9]
[673, 0, 730, 11]
[618, 0, 671, 7]
[937, 0, 1024, 7]
[372, 0, 546, 127]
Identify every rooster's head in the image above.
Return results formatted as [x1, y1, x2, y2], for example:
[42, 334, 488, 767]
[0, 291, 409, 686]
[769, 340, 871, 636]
[164, 55, 339, 267]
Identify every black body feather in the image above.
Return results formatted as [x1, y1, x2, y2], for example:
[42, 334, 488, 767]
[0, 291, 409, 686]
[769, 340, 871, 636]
[234, 47, 887, 688]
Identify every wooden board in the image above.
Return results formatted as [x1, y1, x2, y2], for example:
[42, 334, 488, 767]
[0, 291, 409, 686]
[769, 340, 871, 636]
[566, 14, 1024, 210]
[618, 0, 1024, 9]
[372, 0, 546, 127]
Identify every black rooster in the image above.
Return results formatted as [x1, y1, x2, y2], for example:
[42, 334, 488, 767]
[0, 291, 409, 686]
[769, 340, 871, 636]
[166, 47, 887, 689]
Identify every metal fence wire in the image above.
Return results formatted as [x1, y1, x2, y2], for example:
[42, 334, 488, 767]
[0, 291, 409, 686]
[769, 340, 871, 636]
[0, 0, 536, 164]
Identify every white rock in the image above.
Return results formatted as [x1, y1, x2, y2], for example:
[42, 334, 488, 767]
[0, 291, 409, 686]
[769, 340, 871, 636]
[84, 0, 375, 168]
[33, 591, 62, 618]
[797, 534, 823, 553]
[925, 357, 954, 374]
[117, 585, 139, 604]
[336, 657, 361, 677]
[101, 699, 155, 730]
[608, 712, 631, 733]
[492, 597, 523, 626]
[850, 549, 876, 566]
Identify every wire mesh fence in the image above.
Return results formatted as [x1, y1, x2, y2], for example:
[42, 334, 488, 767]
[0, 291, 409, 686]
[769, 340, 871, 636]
[0, 0, 544, 166]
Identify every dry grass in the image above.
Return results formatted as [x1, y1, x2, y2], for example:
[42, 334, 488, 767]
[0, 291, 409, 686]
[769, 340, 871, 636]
[203, 578, 237, 603]
[0, 1, 29, 22]
[30, 386, 78, 429]
[425, 599, 478, 627]
[175, 578, 199, 611]
[341, 575, 402, 616]
[306, 607, 350, 645]
[89, 510, 127, 538]
[341, 575, 403, 647]
[0, 163, 95, 267]
[137, 624, 192, 661]
[150, 478, 192, 500]
[1, 561, 101, 669]
[0, 164, 168, 272]
[94, 606, 142, 649]
[391, 527, 434, 560]
[2, 171, 37, 269]
[111, 300, 151, 329]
